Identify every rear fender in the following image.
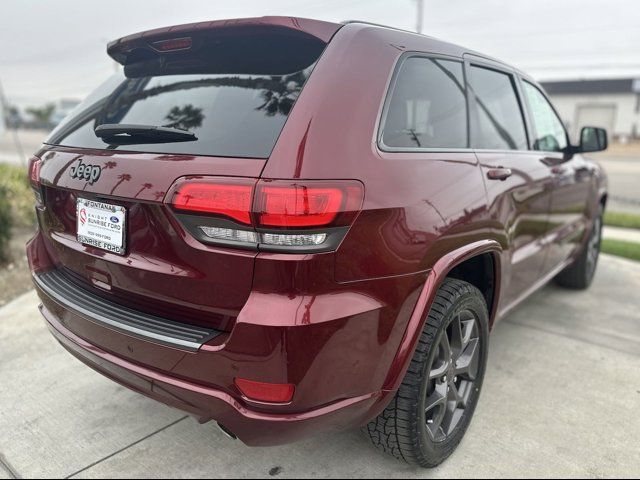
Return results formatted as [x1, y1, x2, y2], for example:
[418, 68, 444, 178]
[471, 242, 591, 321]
[381, 239, 502, 392]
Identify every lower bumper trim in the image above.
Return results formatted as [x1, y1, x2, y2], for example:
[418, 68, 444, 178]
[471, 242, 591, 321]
[34, 269, 221, 351]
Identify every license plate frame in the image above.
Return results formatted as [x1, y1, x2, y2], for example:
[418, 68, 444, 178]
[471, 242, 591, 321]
[76, 198, 126, 255]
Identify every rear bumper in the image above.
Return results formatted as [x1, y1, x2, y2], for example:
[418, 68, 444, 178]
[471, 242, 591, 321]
[27, 231, 422, 445]
[42, 303, 389, 446]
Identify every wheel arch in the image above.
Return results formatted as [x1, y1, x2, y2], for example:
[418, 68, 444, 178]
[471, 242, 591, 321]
[381, 239, 502, 392]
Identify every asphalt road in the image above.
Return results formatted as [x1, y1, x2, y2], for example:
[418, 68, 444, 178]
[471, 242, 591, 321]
[1, 254, 639, 479]
[592, 154, 640, 214]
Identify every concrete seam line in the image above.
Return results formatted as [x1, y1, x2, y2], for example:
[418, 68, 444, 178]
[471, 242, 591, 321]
[64, 415, 189, 479]
[0, 453, 20, 479]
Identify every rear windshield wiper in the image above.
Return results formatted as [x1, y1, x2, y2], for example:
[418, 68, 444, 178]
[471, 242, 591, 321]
[94, 124, 197, 144]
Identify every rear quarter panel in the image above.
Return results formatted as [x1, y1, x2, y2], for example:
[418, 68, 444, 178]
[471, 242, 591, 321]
[262, 24, 495, 282]
[260, 25, 503, 403]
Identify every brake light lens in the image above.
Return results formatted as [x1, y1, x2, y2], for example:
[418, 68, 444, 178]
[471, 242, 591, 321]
[151, 37, 192, 52]
[28, 156, 42, 188]
[255, 185, 342, 227]
[28, 156, 44, 206]
[172, 180, 254, 225]
[234, 378, 295, 403]
[256, 180, 363, 229]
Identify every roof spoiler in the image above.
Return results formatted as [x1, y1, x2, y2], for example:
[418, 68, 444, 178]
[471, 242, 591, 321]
[107, 16, 342, 66]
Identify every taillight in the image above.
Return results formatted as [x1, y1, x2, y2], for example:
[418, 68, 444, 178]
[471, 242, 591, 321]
[28, 156, 43, 206]
[234, 378, 295, 404]
[172, 179, 254, 225]
[256, 184, 344, 228]
[167, 177, 364, 252]
[28, 156, 42, 187]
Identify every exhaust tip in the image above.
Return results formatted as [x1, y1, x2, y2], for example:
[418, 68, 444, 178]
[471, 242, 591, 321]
[216, 422, 237, 440]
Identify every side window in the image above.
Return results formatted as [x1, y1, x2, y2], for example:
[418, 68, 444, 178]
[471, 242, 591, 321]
[468, 65, 528, 150]
[381, 57, 467, 149]
[522, 82, 568, 152]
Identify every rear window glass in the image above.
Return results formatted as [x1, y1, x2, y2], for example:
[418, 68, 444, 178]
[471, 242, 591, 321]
[381, 57, 468, 149]
[46, 33, 322, 159]
[468, 66, 528, 150]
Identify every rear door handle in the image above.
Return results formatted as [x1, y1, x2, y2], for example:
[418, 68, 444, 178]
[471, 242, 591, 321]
[486, 168, 513, 181]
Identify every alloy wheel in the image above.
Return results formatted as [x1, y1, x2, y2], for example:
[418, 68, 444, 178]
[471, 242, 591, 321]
[423, 309, 481, 442]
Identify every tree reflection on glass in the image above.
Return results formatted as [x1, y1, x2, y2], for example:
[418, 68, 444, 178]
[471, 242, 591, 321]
[100, 68, 312, 125]
[255, 71, 307, 116]
[164, 104, 204, 131]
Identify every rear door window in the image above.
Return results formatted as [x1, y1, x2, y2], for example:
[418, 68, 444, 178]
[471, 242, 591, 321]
[468, 65, 528, 150]
[46, 33, 323, 159]
[381, 56, 468, 149]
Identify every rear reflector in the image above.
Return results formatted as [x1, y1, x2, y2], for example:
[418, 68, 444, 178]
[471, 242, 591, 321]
[172, 180, 254, 225]
[234, 378, 295, 403]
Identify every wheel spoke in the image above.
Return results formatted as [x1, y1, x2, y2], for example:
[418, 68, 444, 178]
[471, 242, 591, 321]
[455, 338, 480, 379]
[427, 407, 446, 440]
[456, 379, 475, 408]
[440, 329, 452, 361]
[450, 313, 464, 355]
[442, 407, 464, 436]
[425, 383, 448, 440]
[429, 360, 448, 380]
[440, 385, 463, 435]
[461, 318, 475, 346]
[424, 385, 447, 413]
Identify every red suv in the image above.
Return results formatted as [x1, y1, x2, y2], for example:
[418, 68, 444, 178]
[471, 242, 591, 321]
[27, 17, 608, 467]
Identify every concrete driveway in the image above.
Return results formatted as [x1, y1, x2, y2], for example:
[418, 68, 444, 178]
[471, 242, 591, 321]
[593, 154, 640, 214]
[1, 254, 639, 479]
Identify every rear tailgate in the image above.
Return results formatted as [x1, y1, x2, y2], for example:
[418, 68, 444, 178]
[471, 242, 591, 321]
[38, 149, 264, 331]
[35, 17, 342, 333]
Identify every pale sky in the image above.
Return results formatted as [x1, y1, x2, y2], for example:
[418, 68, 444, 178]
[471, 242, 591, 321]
[2, 0, 639, 108]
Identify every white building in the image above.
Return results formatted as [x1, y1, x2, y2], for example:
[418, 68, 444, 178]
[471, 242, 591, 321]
[541, 78, 640, 142]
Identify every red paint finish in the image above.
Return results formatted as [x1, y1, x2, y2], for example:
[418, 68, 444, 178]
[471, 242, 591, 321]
[27, 17, 607, 446]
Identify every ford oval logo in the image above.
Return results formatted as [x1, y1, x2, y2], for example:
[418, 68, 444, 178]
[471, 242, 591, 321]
[110, 216, 119, 223]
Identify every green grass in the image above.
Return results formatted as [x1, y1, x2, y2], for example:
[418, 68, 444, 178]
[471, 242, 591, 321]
[601, 238, 640, 262]
[604, 211, 640, 230]
[0, 164, 35, 228]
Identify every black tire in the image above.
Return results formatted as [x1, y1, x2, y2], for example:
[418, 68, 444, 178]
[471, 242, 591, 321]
[363, 278, 489, 468]
[555, 205, 603, 290]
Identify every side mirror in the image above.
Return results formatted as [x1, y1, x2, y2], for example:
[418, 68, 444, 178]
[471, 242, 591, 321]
[579, 126, 608, 153]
